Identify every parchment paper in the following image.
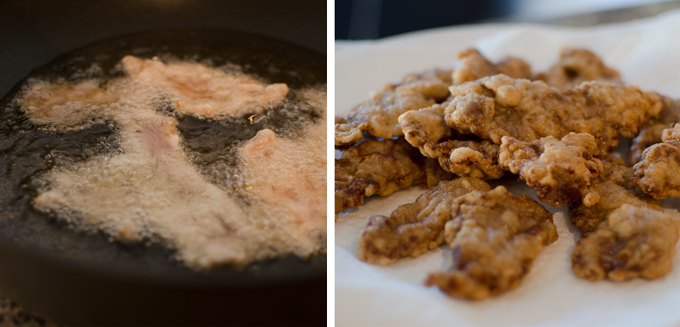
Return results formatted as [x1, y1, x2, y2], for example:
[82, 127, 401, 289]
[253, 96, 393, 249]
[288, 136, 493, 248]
[335, 10, 680, 327]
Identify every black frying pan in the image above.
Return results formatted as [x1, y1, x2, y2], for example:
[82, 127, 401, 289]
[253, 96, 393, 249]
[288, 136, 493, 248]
[0, 2, 327, 326]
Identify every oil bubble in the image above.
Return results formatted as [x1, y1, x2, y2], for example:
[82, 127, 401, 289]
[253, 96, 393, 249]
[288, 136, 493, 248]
[29, 178, 45, 190]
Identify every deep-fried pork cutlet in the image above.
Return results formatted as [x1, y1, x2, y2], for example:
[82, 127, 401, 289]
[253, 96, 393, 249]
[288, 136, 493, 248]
[535, 48, 621, 90]
[239, 124, 327, 260]
[453, 48, 533, 85]
[566, 156, 678, 281]
[122, 56, 289, 118]
[335, 138, 454, 214]
[627, 97, 680, 164]
[499, 133, 604, 207]
[425, 186, 558, 299]
[399, 103, 505, 180]
[445, 75, 663, 157]
[631, 124, 680, 199]
[23, 56, 327, 269]
[572, 204, 680, 281]
[567, 156, 660, 236]
[22, 80, 118, 131]
[335, 69, 452, 147]
[356, 178, 490, 264]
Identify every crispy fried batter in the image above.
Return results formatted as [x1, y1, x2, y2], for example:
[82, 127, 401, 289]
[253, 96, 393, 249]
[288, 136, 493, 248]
[627, 97, 680, 164]
[22, 80, 118, 130]
[335, 69, 452, 147]
[356, 178, 490, 265]
[572, 204, 680, 281]
[23, 75, 324, 269]
[399, 103, 454, 158]
[339, 49, 530, 169]
[568, 156, 660, 236]
[536, 48, 621, 90]
[425, 186, 558, 299]
[499, 133, 604, 207]
[335, 138, 454, 214]
[631, 124, 680, 199]
[453, 48, 533, 85]
[239, 125, 327, 260]
[664, 123, 680, 140]
[399, 103, 505, 180]
[446, 75, 663, 157]
[122, 56, 289, 118]
[438, 139, 504, 180]
[628, 124, 671, 165]
[566, 156, 674, 281]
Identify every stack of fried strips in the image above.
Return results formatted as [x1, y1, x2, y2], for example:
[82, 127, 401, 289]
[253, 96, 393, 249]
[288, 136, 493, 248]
[335, 48, 680, 299]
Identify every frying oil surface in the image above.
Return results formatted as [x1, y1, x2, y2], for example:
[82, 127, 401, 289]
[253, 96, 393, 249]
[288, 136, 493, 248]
[1, 50, 326, 269]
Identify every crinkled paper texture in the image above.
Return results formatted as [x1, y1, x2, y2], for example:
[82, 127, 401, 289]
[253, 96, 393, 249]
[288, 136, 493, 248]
[336, 10, 680, 327]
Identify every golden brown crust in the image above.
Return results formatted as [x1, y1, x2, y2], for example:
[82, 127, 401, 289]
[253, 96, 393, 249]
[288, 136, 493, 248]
[567, 156, 660, 237]
[335, 69, 452, 147]
[663, 123, 680, 141]
[572, 204, 680, 281]
[627, 124, 671, 165]
[627, 97, 680, 164]
[399, 103, 453, 158]
[535, 48, 621, 90]
[335, 138, 454, 214]
[631, 124, 680, 199]
[356, 178, 490, 265]
[453, 48, 533, 85]
[446, 75, 663, 157]
[438, 140, 504, 180]
[499, 133, 604, 207]
[399, 104, 505, 180]
[424, 186, 558, 300]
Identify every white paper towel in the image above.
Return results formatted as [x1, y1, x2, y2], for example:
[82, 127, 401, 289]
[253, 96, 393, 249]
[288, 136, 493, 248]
[336, 10, 680, 327]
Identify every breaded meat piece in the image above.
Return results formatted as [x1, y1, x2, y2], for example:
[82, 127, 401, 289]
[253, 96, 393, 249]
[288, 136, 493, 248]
[399, 103, 505, 180]
[335, 69, 452, 147]
[22, 80, 118, 130]
[122, 56, 289, 118]
[568, 156, 660, 237]
[446, 75, 663, 157]
[399, 103, 453, 158]
[536, 48, 621, 90]
[572, 204, 680, 281]
[453, 48, 533, 85]
[239, 125, 327, 261]
[499, 133, 604, 207]
[664, 123, 680, 140]
[631, 124, 680, 199]
[627, 96, 680, 164]
[628, 124, 672, 165]
[27, 82, 259, 269]
[335, 138, 454, 214]
[356, 178, 490, 265]
[425, 186, 558, 300]
[438, 139, 504, 180]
